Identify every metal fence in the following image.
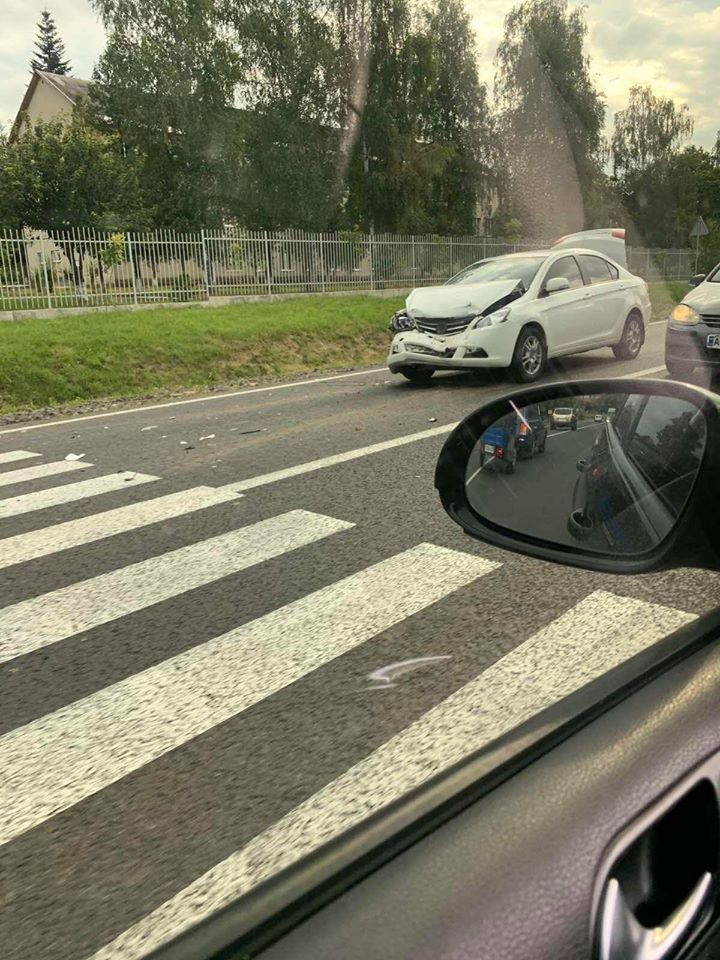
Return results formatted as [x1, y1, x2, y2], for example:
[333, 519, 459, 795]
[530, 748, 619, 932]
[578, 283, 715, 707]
[0, 227, 696, 312]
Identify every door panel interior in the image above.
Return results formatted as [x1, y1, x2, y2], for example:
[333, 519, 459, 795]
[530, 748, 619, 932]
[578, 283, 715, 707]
[259, 636, 720, 960]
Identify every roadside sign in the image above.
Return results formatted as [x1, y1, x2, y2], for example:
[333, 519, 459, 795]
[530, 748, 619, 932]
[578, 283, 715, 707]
[690, 216, 709, 238]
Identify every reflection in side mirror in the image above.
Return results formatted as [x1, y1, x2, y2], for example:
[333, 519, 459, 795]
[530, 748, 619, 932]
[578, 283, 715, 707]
[544, 276, 571, 294]
[689, 273, 706, 288]
[435, 380, 720, 573]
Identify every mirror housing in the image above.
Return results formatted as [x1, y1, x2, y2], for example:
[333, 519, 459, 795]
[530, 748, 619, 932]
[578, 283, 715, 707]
[435, 379, 720, 575]
[689, 273, 706, 288]
[544, 276, 571, 294]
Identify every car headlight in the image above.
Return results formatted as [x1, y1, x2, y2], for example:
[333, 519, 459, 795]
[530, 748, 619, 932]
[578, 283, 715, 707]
[671, 304, 700, 325]
[471, 307, 512, 329]
[391, 311, 416, 332]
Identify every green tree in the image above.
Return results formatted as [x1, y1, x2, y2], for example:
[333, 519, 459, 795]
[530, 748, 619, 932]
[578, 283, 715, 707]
[610, 87, 695, 247]
[494, 0, 607, 238]
[30, 9, 71, 75]
[90, 0, 241, 231]
[611, 86, 694, 181]
[0, 116, 144, 292]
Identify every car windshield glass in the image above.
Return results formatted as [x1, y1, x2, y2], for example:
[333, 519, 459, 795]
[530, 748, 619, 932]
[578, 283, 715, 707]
[2, 0, 718, 956]
[446, 257, 546, 286]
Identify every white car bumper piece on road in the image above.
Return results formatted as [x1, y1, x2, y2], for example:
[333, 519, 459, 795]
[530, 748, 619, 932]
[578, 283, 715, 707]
[388, 229, 651, 383]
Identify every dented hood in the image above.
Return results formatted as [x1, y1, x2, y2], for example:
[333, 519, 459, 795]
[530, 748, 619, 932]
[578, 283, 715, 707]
[406, 279, 524, 319]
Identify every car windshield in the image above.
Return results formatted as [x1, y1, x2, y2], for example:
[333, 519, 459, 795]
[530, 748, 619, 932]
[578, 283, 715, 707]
[1, 0, 718, 957]
[446, 256, 546, 287]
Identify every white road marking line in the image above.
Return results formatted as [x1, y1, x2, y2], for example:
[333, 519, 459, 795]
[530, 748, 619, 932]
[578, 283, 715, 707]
[90, 590, 694, 959]
[0, 544, 498, 847]
[0, 509, 353, 666]
[0, 368, 388, 436]
[0, 487, 244, 570]
[0, 451, 40, 465]
[0, 472, 158, 519]
[618, 365, 666, 379]
[216, 423, 457, 494]
[0, 459, 91, 488]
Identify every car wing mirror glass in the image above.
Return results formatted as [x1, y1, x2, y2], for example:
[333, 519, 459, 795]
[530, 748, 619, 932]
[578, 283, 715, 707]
[435, 379, 720, 574]
[689, 273, 706, 288]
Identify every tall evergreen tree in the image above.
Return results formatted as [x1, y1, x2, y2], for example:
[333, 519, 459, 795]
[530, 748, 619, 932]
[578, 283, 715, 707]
[30, 9, 71, 75]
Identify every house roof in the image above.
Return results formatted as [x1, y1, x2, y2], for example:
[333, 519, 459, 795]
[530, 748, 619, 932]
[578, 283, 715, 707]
[36, 71, 90, 105]
[11, 70, 91, 139]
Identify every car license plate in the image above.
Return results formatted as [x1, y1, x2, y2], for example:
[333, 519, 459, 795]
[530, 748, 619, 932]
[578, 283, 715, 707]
[483, 444, 495, 454]
[707, 334, 720, 349]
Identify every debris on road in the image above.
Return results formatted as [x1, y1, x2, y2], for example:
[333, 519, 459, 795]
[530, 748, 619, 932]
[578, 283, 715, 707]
[199, 434, 215, 441]
[184, 445, 195, 452]
[427, 417, 437, 423]
[179, 440, 189, 446]
[238, 428, 262, 435]
[64, 453, 85, 461]
[141, 425, 158, 432]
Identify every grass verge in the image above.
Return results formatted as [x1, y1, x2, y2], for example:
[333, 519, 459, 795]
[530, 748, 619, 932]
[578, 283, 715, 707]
[0, 295, 404, 415]
[0, 283, 686, 415]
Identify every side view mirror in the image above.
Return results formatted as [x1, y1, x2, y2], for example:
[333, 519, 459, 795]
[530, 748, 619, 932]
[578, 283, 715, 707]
[689, 273, 706, 288]
[544, 276, 571, 295]
[435, 379, 720, 574]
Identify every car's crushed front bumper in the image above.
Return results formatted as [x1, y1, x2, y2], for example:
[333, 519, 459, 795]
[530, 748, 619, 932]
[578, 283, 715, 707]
[387, 328, 512, 373]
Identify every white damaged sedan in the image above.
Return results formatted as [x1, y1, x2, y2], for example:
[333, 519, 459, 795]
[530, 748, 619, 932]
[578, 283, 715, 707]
[387, 232, 651, 383]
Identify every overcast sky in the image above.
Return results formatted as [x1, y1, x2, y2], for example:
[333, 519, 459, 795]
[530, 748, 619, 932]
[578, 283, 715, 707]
[1, 0, 717, 149]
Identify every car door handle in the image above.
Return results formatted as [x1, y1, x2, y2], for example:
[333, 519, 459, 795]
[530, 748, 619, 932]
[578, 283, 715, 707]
[599, 871, 713, 960]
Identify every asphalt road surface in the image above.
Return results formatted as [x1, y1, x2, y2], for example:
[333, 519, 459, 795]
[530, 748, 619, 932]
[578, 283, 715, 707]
[0, 319, 717, 960]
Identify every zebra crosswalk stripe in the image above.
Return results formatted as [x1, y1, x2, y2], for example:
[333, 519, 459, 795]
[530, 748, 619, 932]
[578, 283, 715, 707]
[0, 543, 498, 846]
[0, 451, 41, 465]
[0, 509, 353, 666]
[88, 590, 695, 960]
[0, 486, 243, 570]
[0, 471, 159, 519]
[0, 459, 91, 489]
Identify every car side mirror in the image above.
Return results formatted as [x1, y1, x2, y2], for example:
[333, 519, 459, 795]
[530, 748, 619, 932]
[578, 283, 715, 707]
[544, 276, 570, 295]
[689, 273, 706, 288]
[435, 379, 720, 574]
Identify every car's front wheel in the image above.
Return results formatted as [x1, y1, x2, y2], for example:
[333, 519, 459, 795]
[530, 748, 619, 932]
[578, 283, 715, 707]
[511, 328, 546, 383]
[400, 367, 434, 383]
[612, 312, 644, 360]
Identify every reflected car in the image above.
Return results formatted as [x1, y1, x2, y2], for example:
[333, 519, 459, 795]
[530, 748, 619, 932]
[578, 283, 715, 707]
[479, 403, 547, 474]
[594, 413, 605, 423]
[551, 407, 578, 430]
[569, 393, 706, 553]
[666, 262, 720, 379]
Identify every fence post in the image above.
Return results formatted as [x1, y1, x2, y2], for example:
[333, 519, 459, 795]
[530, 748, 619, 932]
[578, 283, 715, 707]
[319, 235, 326, 294]
[40, 237, 52, 309]
[411, 235, 415, 282]
[646, 248, 651, 279]
[126, 232, 138, 304]
[483, 237, 487, 259]
[369, 233, 375, 290]
[448, 236, 453, 278]
[264, 231, 273, 296]
[201, 229, 211, 301]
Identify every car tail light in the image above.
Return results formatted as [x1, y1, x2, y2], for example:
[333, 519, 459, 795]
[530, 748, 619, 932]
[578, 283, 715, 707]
[518, 422, 529, 436]
[611, 229, 625, 239]
[496, 447, 504, 458]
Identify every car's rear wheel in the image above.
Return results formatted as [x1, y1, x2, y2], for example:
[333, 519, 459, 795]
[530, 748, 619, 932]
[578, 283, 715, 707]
[666, 360, 695, 381]
[511, 328, 546, 383]
[400, 367, 434, 383]
[612, 312, 644, 360]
